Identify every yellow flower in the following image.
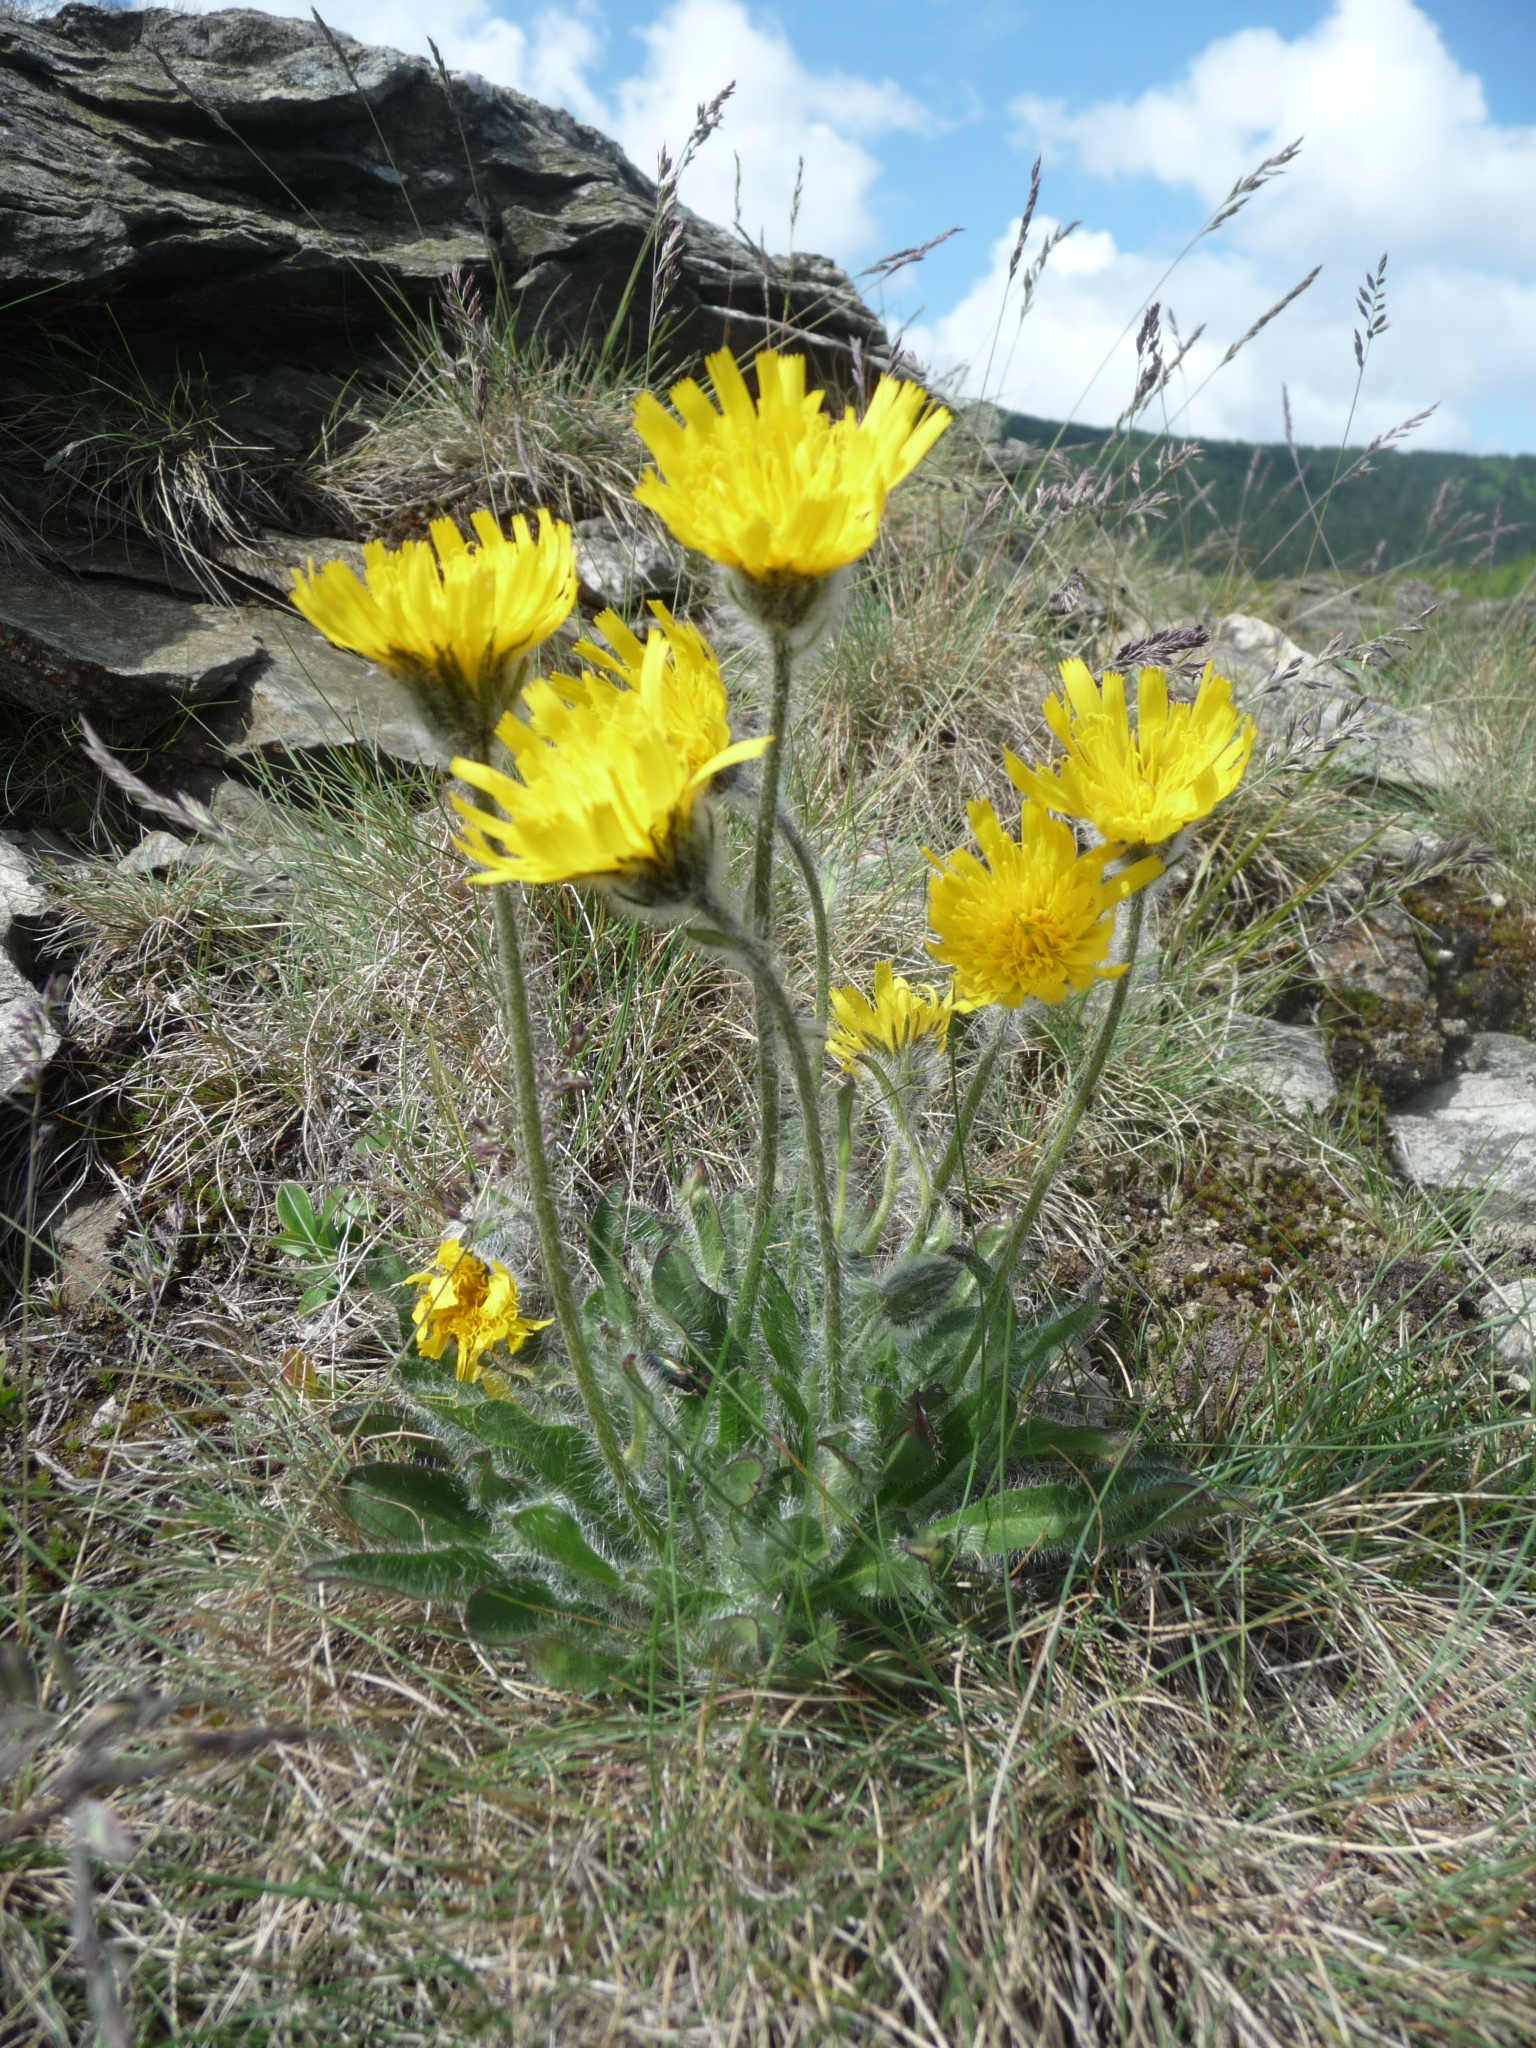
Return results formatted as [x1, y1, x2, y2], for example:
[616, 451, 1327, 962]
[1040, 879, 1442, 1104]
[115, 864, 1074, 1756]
[1007, 660, 1255, 848]
[632, 349, 951, 585]
[408, 1240, 551, 1386]
[827, 962, 962, 1073]
[289, 510, 576, 748]
[925, 800, 1161, 1010]
[449, 612, 768, 905]
[569, 604, 735, 776]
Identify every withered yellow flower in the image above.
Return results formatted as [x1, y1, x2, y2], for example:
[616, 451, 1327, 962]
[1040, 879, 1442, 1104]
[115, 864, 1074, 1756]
[826, 962, 963, 1073]
[632, 349, 951, 584]
[1007, 660, 1255, 848]
[925, 801, 1161, 1010]
[449, 611, 768, 904]
[408, 1239, 551, 1386]
[289, 510, 576, 747]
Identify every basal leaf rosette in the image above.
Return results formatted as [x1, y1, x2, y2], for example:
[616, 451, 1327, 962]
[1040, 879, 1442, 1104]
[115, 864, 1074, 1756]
[290, 509, 576, 755]
[925, 800, 1161, 1010]
[408, 1239, 551, 1394]
[449, 609, 768, 916]
[827, 962, 966, 1078]
[1007, 660, 1255, 850]
[633, 348, 951, 633]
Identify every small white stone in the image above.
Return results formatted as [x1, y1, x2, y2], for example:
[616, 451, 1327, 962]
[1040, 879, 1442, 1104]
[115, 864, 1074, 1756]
[89, 1395, 121, 1436]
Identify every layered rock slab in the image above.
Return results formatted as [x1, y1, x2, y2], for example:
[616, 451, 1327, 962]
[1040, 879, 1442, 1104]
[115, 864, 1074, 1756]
[0, 558, 445, 761]
[1392, 1034, 1536, 1219]
[0, 5, 884, 380]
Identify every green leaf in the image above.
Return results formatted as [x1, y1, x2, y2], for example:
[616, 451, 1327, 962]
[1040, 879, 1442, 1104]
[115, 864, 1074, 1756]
[1012, 1296, 1098, 1380]
[455, 1402, 616, 1525]
[906, 1306, 982, 1378]
[510, 1504, 622, 1588]
[714, 1367, 764, 1453]
[878, 1255, 962, 1328]
[341, 1464, 491, 1547]
[366, 1250, 413, 1295]
[651, 1244, 731, 1369]
[758, 1264, 806, 1379]
[275, 1181, 320, 1245]
[587, 1188, 640, 1339]
[771, 1372, 809, 1438]
[397, 1353, 457, 1395]
[914, 1484, 1094, 1561]
[813, 1537, 931, 1609]
[463, 1582, 578, 1643]
[717, 1454, 765, 1507]
[685, 1180, 728, 1288]
[917, 1468, 1219, 1561]
[875, 1381, 995, 1513]
[305, 1547, 504, 1598]
[691, 1612, 763, 1670]
[1013, 1420, 1122, 1464]
[588, 1188, 628, 1289]
[521, 1633, 631, 1694]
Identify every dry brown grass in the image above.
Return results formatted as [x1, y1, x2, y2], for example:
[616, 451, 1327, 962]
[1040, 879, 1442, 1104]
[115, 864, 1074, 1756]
[3, 1284, 1533, 2045]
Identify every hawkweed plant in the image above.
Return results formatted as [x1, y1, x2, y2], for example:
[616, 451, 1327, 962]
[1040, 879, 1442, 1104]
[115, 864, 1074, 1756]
[290, 348, 1256, 1687]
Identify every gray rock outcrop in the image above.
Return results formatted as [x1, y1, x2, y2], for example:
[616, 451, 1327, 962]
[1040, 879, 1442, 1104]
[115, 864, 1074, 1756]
[1231, 1017, 1337, 1117]
[0, 837, 57, 1099]
[0, 557, 448, 759]
[0, 5, 884, 383]
[1391, 1034, 1536, 1219]
[1211, 613, 1464, 794]
[1479, 1275, 1536, 1387]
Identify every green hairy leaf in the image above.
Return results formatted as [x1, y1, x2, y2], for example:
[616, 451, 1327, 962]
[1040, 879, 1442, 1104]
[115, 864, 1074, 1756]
[878, 1254, 963, 1328]
[305, 1547, 507, 1598]
[510, 1503, 622, 1587]
[651, 1244, 732, 1368]
[463, 1583, 587, 1643]
[341, 1463, 491, 1547]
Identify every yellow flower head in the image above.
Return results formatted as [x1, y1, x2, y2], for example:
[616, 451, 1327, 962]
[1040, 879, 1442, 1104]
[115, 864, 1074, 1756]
[827, 962, 962, 1073]
[449, 609, 768, 909]
[289, 510, 576, 748]
[925, 800, 1161, 1010]
[1007, 660, 1255, 848]
[408, 1240, 551, 1385]
[632, 349, 951, 586]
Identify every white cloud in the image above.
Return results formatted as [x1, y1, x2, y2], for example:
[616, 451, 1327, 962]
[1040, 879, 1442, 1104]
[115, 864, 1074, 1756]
[610, 0, 928, 256]
[175, 0, 606, 119]
[176, 0, 926, 257]
[921, 0, 1536, 450]
[1014, 0, 1536, 272]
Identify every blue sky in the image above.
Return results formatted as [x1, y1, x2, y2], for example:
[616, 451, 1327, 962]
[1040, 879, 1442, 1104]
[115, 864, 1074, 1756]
[186, 0, 1536, 452]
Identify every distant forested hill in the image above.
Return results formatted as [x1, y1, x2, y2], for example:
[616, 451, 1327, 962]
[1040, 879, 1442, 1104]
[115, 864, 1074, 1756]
[994, 412, 1536, 578]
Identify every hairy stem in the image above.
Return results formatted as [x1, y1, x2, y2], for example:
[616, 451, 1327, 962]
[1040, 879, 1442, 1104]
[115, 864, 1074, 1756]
[930, 1010, 1010, 1206]
[867, 1062, 933, 1219]
[833, 1082, 855, 1242]
[857, 1141, 903, 1259]
[488, 884, 658, 1540]
[698, 901, 844, 1418]
[737, 630, 798, 1337]
[775, 804, 831, 1031]
[960, 892, 1146, 1383]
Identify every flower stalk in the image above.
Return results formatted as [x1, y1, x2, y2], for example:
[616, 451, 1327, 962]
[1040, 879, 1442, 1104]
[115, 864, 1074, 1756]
[738, 628, 799, 1333]
[958, 889, 1147, 1382]
[775, 803, 831, 1032]
[696, 898, 844, 1417]
[926, 1010, 1010, 1217]
[487, 883, 658, 1539]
